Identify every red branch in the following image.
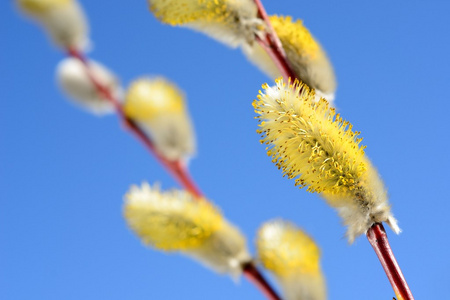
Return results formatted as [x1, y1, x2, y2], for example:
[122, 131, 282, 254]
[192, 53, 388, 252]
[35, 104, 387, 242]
[67, 48, 203, 199]
[366, 223, 414, 300]
[243, 262, 281, 300]
[252, 1, 415, 299]
[253, 0, 297, 81]
[66, 47, 280, 300]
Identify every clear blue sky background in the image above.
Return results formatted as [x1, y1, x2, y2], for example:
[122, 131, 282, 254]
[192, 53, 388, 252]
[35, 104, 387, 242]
[2, 1, 450, 299]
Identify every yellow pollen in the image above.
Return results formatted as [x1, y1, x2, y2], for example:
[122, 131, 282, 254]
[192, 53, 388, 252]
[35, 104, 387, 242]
[254, 78, 369, 199]
[18, 0, 71, 14]
[124, 77, 185, 121]
[257, 220, 321, 277]
[124, 184, 224, 251]
[270, 15, 320, 60]
[150, 0, 238, 26]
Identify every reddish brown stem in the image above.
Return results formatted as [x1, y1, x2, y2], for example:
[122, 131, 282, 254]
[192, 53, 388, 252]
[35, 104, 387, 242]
[366, 223, 414, 300]
[253, 0, 298, 81]
[254, 2, 413, 299]
[243, 262, 281, 300]
[67, 48, 279, 300]
[67, 47, 203, 198]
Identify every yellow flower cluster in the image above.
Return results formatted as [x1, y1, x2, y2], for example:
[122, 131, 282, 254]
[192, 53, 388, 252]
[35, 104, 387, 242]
[243, 15, 336, 101]
[124, 183, 223, 250]
[254, 79, 399, 241]
[271, 16, 320, 62]
[257, 220, 326, 300]
[255, 79, 365, 195]
[18, 0, 71, 13]
[124, 78, 185, 121]
[148, 0, 259, 47]
[124, 183, 251, 276]
[257, 220, 320, 277]
[124, 77, 196, 161]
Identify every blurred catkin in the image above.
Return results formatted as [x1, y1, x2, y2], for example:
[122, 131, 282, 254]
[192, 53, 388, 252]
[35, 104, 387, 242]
[56, 57, 122, 115]
[147, 0, 261, 48]
[244, 15, 336, 102]
[17, 0, 89, 50]
[124, 183, 251, 276]
[257, 220, 326, 300]
[124, 77, 196, 161]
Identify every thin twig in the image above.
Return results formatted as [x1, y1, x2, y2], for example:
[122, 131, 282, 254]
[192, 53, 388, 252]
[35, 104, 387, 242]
[253, 0, 297, 81]
[67, 47, 203, 198]
[67, 47, 280, 300]
[253, 2, 414, 299]
[243, 262, 282, 300]
[366, 223, 414, 300]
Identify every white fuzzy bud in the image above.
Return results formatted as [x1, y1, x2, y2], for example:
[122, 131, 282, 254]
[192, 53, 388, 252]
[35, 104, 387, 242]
[17, 0, 90, 50]
[56, 58, 122, 115]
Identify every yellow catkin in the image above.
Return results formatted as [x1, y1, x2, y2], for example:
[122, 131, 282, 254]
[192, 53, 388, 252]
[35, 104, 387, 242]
[150, 0, 232, 26]
[124, 78, 185, 121]
[272, 15, 336, 96]
[254, 79, 399, 241]
[18, 0, 71, 14]
[123, 77, 196, 161]
[257, 219, 327, 300]
[255, 78, 366, 196]
[124, 183, 224, 251]
[257, 220, 320, 277]
[147, 0, 259, 47]
[243, 15, 336, 99]
[270, 15, 320, 60]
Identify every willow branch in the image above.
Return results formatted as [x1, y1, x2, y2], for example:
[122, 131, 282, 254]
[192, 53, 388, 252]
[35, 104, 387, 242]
[253, 0, 297, 81]
[67, 47, 203, 198]
[254, 2, 414, 300]
[366, 223, 414, 300]
[243, 262, 282, 300]
[67, 47, 280, 300]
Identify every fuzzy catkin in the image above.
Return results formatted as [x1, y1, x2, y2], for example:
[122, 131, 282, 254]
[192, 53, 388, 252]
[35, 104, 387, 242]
[254, 79, 399, 242]
[17, 0, 89, 50]
[257, 220, 326, 300]
[56, 58, 122, 115]
[243, 15, 336, 101]
[148, 0, 260, 48]
[124, 183, 251, 276]
[124, 183, 223, 250]
[123, 77, 196, 161]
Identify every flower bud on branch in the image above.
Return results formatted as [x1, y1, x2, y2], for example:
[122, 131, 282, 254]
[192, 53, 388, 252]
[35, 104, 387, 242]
[257, 219, 326, 300]
[244, 15, 336, 102]
[56, 58, 122, 115]
[124, 183, 252, 277]
[17, 0, 89, 50]
[148, 0, 262, 48]
[124, 77, 196, 162]
[254, 79, 399, 242]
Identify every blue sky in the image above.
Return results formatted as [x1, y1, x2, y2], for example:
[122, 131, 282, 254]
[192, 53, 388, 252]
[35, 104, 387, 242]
[2, 1, 450, 299]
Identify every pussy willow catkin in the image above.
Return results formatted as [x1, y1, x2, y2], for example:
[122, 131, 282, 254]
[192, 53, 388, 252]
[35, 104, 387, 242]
[148, 0, 260, 48]
[124, 183, 251, 276]
[123, 77, 196, 161]
[257, 219, 326, 300]
[243, 15, 336, 102]
[17, 0, 89, 50]
[254, 79, 399, 242]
